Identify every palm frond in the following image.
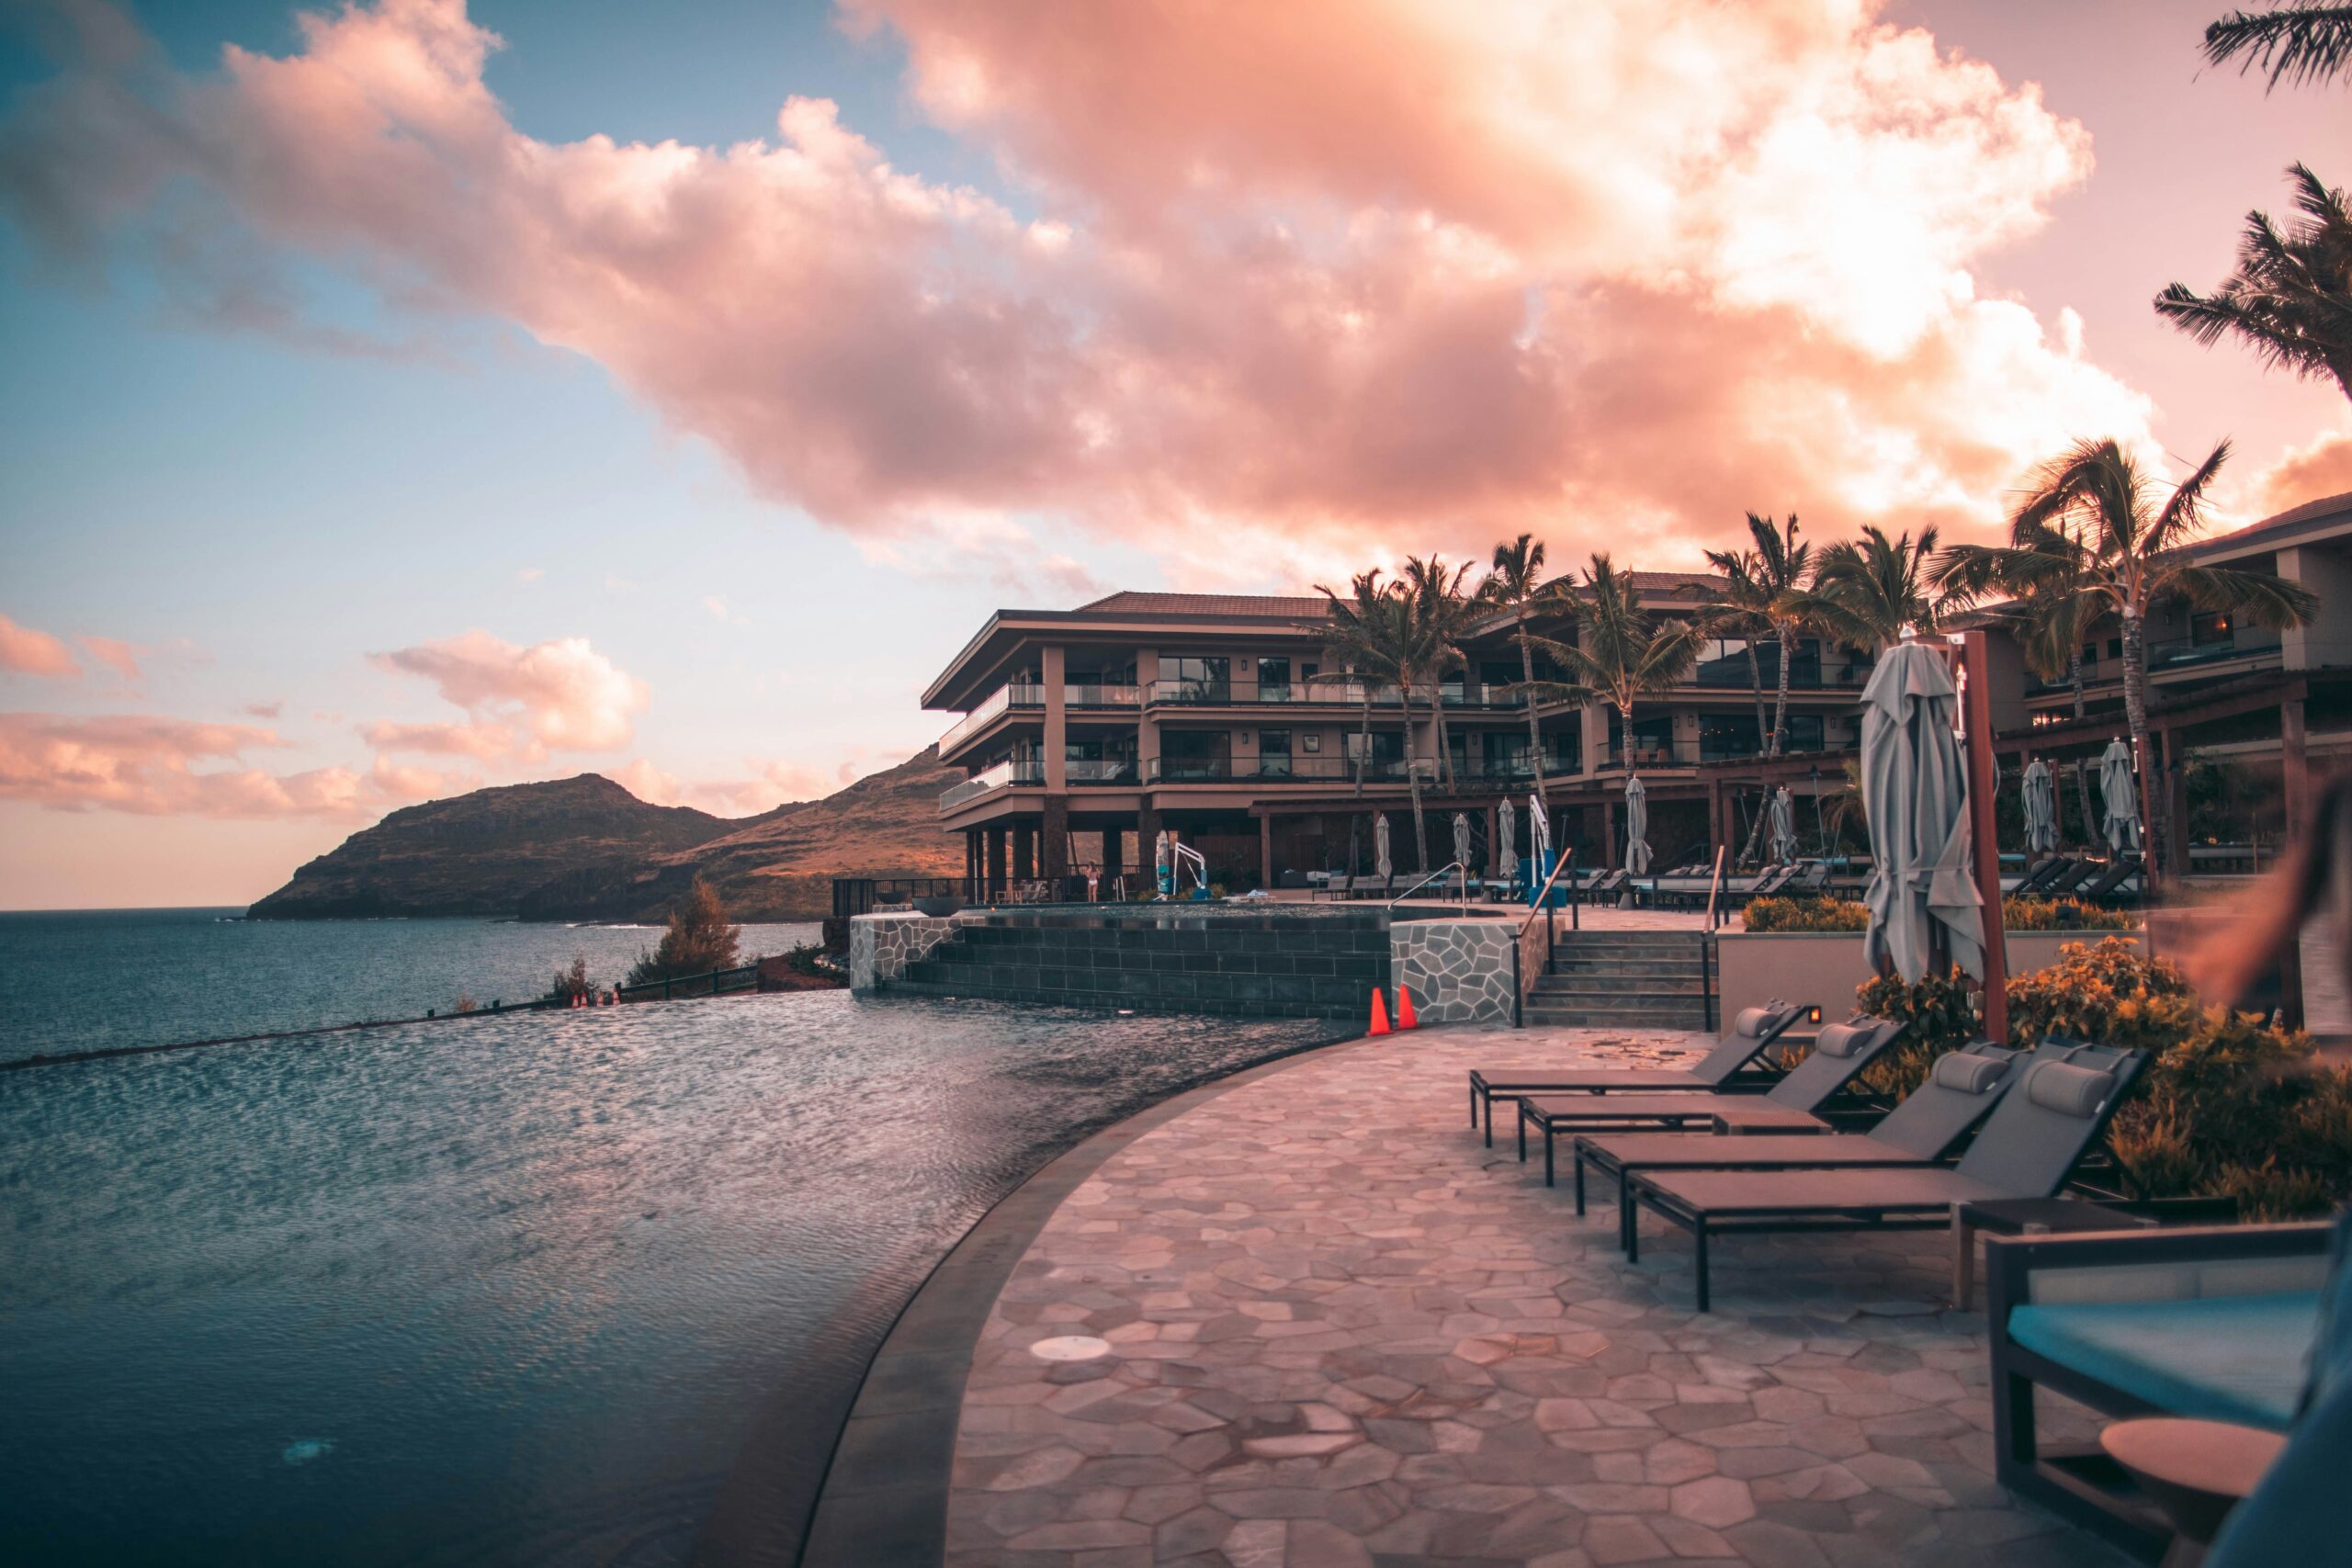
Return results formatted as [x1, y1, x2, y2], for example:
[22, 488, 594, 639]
[2204, 4, 2352, 91]
[2161, 563, 2322, 628]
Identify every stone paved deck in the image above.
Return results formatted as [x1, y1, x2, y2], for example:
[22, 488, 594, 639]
[944, 1026, 2126, 1567]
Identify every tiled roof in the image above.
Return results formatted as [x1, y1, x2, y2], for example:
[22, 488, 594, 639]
[1073, 591, 1331, 618]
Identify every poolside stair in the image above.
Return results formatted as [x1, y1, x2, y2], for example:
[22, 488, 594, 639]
[883, 909, 1387, 1020]
[1522, 931, 1713, 1030]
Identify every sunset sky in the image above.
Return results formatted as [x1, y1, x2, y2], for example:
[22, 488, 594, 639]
[2, 0, 2346, 908]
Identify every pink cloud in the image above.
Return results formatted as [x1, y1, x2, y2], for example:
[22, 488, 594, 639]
[0, 0, 2165, 575]
[2255, 428, 2352, 517]
[0, 711, 359, 817]
[79, 634, 141, 681]
[368, 629, 649, 755]
[616, 755, 841, 817]
[0, 614, 81, 678]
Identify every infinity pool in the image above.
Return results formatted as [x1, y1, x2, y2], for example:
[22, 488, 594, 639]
[0, 992, 1351, 1566]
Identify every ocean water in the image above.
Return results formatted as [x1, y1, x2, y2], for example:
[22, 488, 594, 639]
[1, 989, 1351, 1565]
[0, 909, 823, 1063]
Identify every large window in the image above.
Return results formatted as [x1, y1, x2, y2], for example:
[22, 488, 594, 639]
[1607, 712, 1674, 756]
[1159, 728, 1229, 780]
[1259, 728, 1293, 777]
[1159, 655, 1229, 687]
[1255, 658, 1290, 700]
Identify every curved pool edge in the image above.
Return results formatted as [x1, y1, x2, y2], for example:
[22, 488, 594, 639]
[791, 1025, 1377, 1568]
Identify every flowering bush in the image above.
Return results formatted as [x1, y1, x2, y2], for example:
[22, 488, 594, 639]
[2002, 896, 2138, 931]
[1989, 939, 2346, 1218]
[1745, 897, 1868, 932]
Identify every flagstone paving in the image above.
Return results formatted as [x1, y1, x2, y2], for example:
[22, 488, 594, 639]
[944, 1025, 2126, 1567]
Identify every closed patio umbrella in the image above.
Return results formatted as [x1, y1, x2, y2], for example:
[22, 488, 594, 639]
[2022, 759, 2058, 854]
[1374, 813, 1393, 883]
[1768, 785, 1799, 863]
[1624, 774, 1653, 875]
[1496, 800, 1516, 884]
[2101, 738, 2142, 852]
[1155, 829, 1173, 896]
[1860, 637, 1986, 983]
[1453, 812, 1474, 874]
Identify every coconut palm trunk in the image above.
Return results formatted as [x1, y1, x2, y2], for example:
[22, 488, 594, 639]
[2119, 607, 2164, 870]
[1770, 632, 1793, 756]
[1517, 623, 1548, 799]
[1745, 641, 1768, 756]
[1402, 681, 1430, 873]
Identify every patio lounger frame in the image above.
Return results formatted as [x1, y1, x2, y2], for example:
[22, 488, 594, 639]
[1518, 1015, 1907, 1187]
[1468, 998, 1808, 1146]
[2037, 857, 2102, 897]
[2075, 852, 2143, 904]
[1570, 1041, 2027, 1247]
[1985, 1222, 2333, 1562]
[1622, 1042, 2146, 1309]
[2007, 855, 2072, 896]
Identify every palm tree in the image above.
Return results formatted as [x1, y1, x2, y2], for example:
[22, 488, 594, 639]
[2204, 4, 2352, 90]
[1398, 554, 1477, 792]
[1517, 555, 1702, 773]
[1480, 533, 1570, 801]
[1312, 570, 1394, 874]
[1783, 525, 1949, 651]
[1996, 436, 2318, 873]
[2154, 164, 2352, 401]
[1687, 547, 1773, 760]
[1936, 518, 2101, 720]
[1747, 513, 1815, 755]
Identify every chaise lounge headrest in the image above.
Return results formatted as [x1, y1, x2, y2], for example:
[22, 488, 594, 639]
[1734, 1001, 1793, 1039]
[2024, 1059, 2119, 1118]
[1932, 1050, 2011, 1095]
[1813, 1020, 1881, 1058]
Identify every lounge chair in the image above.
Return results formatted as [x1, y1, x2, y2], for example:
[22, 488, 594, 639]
[2076, 852, 2143, 904]
[1985, 1220, 2335, 1559]
[1517, 1016, 1908, 1187]
[1786, 862, 1831, 894]
[1467, 999, 1809, 1147]
[1748, 864, 1798, 898]
[1622, 1040, 2148, 1309]
[2038, 857, 2102, 897]
[2008, 855, 2071, 896]
[1570, 1042, 2028, 1247]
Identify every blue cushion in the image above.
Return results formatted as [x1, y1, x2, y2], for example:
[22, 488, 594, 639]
[2007, 1292, 2321, 1431]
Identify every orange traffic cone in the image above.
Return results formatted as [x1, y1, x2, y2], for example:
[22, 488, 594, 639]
[1368, 988, 1391, 1035]
[1396, 987, 1419, 1031]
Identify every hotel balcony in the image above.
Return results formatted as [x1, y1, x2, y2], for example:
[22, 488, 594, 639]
[937, 682, 1142, 758]
[939, 757, 1044, 810]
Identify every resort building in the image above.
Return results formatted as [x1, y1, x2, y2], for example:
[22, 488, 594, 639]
[923, 491, 2352, 896]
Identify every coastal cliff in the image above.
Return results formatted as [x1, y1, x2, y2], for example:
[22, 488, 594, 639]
[248, 750, 964, 921]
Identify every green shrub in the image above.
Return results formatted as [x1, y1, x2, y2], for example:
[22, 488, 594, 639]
[2003, 937, 2350, 1219]
[2002, 896, 2138, 931]
[546, 952, 594, 1003]
[1745, 896, 1869, 932]
[1853, 967, 1983, 1096]
[626, 876, 741, 987]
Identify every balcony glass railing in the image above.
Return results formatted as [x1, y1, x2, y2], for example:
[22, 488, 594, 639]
[1146, 756, 1427, 785]
[937, 757, 1045, 810]
[2147, 636, 2258, 671]
[936, 683, 1046, 752]
[1144, 680, 1408, 707]
[1064, 758, 1139, 784]
[1065, 682, 1141, 708]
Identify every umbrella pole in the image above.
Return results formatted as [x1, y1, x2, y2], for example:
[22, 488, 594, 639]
[1962, 632, 2010, 1044]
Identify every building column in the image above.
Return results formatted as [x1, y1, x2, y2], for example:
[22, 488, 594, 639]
[1042, 643, 1068, 792]
[1260, 814, 1274, 890]
[1137, 804, 1162, 886]
[1041, 795, 1069, 882]
[2283, 699, 2311, 1029]
[1136, 645, 1159, 784]
[986, 826, 1008, 901]
[1603, 799, 1620, 870]
[965, 829, 980, 898]
[2160, 728, 2189, 879]
[1012, 820, 1035, 881]
[1102, 827, 1123, 884]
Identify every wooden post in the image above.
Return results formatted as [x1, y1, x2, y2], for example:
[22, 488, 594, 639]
[1260, 814, 1274, 891]
[1962, 632, 2010, 1045]
[2282, 700, 2311, 1027]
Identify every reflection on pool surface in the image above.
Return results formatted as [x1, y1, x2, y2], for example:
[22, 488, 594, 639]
[0, 992, 1351, 1566]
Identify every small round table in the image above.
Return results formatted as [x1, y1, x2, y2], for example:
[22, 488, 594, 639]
[2098, 1417, 2287, 1568]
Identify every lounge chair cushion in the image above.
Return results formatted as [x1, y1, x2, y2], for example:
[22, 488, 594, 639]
[1813, 1021, 1869, 1058]
[2006, 1292, 2321, 1431]
[1734, 1004, 1788, 1039]
[1933, 1051, 2009, 1095]
[2025, 1060, 2119, 1119]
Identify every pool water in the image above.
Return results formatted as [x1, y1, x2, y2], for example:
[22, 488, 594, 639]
[0, 992, 1351, 1565]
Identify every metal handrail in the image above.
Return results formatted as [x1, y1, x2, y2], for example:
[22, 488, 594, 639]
[1517, 846, 1577, 936]
[1387, 861, 1468, 908]
[1702, 845, 1729, 932]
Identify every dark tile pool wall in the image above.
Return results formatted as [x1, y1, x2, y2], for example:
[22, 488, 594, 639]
[888, 911, 1392, 1019]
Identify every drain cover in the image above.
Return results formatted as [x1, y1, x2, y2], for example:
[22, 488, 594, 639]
[1029, 1335, 1112, 1361]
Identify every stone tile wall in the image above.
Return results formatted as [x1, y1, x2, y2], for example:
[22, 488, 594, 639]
[848, 911, 964, 991]
[1393, 917, 1522, 1026]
